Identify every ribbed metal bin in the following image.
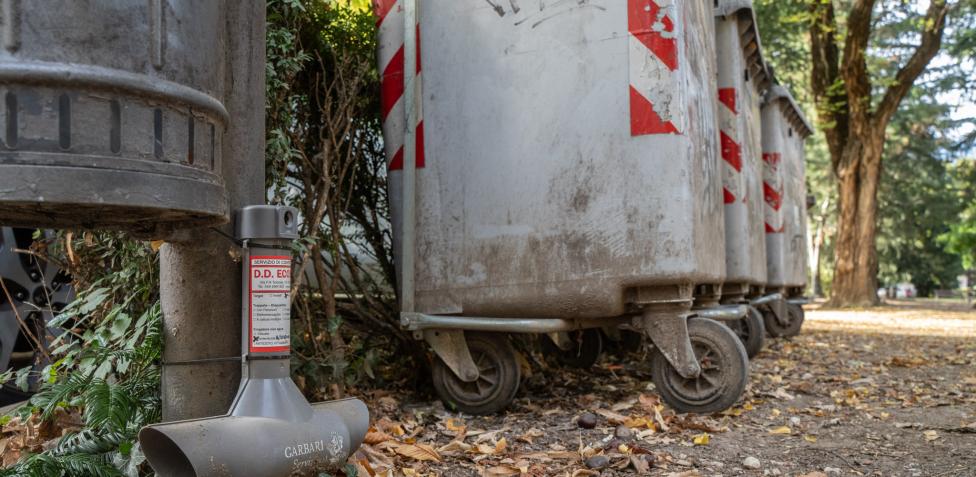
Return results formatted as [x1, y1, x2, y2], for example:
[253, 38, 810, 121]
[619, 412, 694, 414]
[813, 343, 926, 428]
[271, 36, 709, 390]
[713, 0, 770, 301]
[383, 0, 723, 319]
[761, 84, 813, 294]
[0, 1, 229, 234]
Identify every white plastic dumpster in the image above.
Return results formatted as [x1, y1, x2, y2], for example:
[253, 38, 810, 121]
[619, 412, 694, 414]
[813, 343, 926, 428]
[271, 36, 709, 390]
[377, 0, 747, 415]
[760, 83, 813, 336]
[711, 0, 772, 358]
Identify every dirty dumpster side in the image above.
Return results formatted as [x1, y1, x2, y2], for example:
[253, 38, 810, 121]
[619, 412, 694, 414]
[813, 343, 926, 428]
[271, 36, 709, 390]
[384, 0, 724, 319]
[762, 84, 812, 297]
[714, 0, 771, 302]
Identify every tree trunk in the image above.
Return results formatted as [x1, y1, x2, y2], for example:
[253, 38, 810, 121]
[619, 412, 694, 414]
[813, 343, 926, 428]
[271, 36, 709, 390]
[811, 199, 829, 297]
[828, 135, 884, 306]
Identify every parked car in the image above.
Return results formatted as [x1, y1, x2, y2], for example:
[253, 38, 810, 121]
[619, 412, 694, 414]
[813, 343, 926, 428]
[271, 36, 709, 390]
[895, 283, 917, 299]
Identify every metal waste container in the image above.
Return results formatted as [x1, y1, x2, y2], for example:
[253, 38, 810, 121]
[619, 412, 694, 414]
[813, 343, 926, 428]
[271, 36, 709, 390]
[760, 83, 813, 336]
[710, 0, 771, 358]
[379, 0, 747, 415]
[0, 1, 229, 235]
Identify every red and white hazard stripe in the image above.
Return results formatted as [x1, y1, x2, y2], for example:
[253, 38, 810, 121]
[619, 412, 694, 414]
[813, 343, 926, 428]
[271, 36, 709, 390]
[374, 0, 424, 170]
[628, 0, 681, 136]
[762, 152, 783, 233]
[718, 87, 742, 204]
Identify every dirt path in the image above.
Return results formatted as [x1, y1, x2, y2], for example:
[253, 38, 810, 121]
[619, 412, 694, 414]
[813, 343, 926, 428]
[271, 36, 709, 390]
[353, 300, 976, 477]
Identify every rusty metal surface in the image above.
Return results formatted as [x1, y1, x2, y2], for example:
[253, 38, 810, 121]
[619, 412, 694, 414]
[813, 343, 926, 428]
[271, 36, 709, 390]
[387, 0, 724, 320]
[0, 0, 230, 234]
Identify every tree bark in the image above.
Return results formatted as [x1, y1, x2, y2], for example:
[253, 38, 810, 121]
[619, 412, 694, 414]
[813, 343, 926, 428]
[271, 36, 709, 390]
[811, 198, 829, 297]
[828, 134, 884, 306]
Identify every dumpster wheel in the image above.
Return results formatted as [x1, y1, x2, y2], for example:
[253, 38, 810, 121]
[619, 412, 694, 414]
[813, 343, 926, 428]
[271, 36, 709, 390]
[762, 303, 804, 337]
[540, 329, 603, 369]
[726, 306, 766, 358]
[782, 303, 805, 337]
[432, 332, 520, 415]
[650, 318, 748, 414]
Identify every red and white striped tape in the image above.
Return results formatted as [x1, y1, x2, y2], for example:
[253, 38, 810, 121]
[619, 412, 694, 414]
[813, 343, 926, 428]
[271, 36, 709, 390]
[374, 0, 424, 170]
[762, 152, 783, 233]
[718, 87, 742, 204]
[628, 0, 681, 136]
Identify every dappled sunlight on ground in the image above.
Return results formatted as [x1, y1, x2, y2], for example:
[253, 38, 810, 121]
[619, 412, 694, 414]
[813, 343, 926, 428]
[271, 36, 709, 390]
[805, 299, 976, 337]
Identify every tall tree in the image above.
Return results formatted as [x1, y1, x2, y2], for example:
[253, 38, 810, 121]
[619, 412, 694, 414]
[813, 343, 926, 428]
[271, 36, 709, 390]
[810, 0, 951, 305]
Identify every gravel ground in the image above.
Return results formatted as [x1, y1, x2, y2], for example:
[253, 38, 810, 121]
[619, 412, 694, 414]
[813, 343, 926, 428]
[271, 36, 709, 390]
[352, 300, 976, 477]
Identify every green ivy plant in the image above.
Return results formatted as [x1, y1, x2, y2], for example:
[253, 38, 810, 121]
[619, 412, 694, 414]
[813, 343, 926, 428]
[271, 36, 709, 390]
[0, 233, 160, 477]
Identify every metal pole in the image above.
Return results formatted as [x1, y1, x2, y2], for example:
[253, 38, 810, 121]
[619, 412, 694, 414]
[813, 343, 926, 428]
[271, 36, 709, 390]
[158, 0, 266, 421]
[400, 0, 418, 313]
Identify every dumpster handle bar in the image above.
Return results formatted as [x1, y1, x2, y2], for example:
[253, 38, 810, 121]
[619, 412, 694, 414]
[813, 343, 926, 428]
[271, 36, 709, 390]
[750, 292, 783, 306]
[692, 304, 748, 321]
[400, 313, 631, 334]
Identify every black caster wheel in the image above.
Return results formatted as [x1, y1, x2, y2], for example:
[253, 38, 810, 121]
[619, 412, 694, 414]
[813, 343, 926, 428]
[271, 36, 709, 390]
[782, 303, 805, 337]
[540, 329, 603, 369]
[650, 318, 748, 414]
[431, 332, 520, 415]
[727, 306, 766, 358]
[762, 303, 804, 337]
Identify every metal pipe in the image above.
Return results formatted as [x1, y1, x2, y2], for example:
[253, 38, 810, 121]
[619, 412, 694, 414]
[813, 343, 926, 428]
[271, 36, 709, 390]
[786, 297, 810, 305]
[401, 312, 631, 334]
[693, 305, 748, 321]
[140, 398, 369, 477]
[400, 0, 418, 313]
[750, 292, 782, 306]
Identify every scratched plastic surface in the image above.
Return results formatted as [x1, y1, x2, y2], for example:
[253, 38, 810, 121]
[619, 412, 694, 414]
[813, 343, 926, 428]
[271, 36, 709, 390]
[382, 0, 725, 318]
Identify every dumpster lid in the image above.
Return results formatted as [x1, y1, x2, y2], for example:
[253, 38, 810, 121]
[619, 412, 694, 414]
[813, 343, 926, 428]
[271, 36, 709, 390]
[764, 84, 814, 138]
[715, 0, 772, 92]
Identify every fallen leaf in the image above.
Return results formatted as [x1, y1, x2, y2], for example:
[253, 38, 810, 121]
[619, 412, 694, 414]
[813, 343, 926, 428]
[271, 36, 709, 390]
[595, 408, 628, 424]
[484, 465, 521, 476]
[924, 430, 939, 441]
[495, 437, 507, 454]
[803, 435, 818, 443]
[394, 443, 441, 462]
[769, 426, 792, 435]
[437, 439, 472, 453]
[692, 433, 710, 445]
[364, 428, 393, 445]
[444, 417, 465, 433]
[517, 428, 544, 444]
[571, 470, 599, 477]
